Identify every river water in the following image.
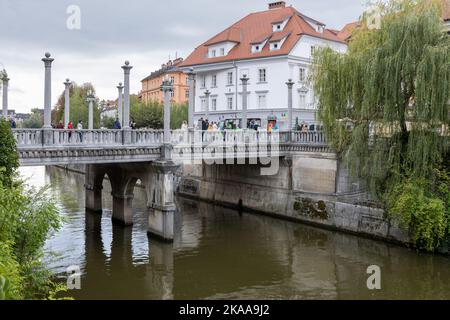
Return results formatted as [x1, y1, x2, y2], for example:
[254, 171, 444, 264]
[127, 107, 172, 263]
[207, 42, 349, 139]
[18, 166, 450, 300]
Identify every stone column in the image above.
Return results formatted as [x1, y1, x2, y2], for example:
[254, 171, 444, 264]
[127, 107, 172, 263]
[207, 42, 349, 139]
[42, 53, 54, 128]
[122, 61, 133, 144]
[148, 161, 180, 242]
[64, 79, 71, 128]
[2, 75, 9, 119]
[161, 78, 174, 159]
[187, 69, 195, 128]
[86, 93, 96, 130]
[204, 90, 210, 120]
[286, 79, 294, 131]
[117, 82, 124, 126]
[241, 74, 249, 129]
[122, 61, 132, 129]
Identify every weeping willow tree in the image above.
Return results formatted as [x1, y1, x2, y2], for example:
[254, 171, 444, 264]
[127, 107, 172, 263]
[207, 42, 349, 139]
[311, 0, 450, 250]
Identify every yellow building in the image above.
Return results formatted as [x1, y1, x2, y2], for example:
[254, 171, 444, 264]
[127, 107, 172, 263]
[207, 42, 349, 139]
[140, 58, 189, 104]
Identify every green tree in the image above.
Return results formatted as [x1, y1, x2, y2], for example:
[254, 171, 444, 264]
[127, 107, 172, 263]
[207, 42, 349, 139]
[0, 118, 65, 299]
[21, 109, 43, 128]
[53, 82, 100, 128]
[311, 0, 450, 250]
[0, 119, 19, 187]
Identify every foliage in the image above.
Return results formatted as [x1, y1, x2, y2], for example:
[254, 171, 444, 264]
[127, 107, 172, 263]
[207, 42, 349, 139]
[0, 119, 19, 187]
[53, 82, 101, 128]
[0, 121, 66, 299]
[101, 116, 116, 129]
[387, 172, 449, 251]
[21, 109, 43, 129]
[0, 181, 64, 300]
[310, 0, 450, 250]
[130, 96, 188, 129]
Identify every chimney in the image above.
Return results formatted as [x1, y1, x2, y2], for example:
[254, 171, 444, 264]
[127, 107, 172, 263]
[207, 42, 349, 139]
[268, 1, 286, 10]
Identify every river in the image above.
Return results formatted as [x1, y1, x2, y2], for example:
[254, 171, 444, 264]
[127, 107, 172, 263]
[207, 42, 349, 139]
[18, 166, 450, 300]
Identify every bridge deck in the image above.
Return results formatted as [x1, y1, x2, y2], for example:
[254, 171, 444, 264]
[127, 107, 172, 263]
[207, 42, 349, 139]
[13, 129, 331, 166]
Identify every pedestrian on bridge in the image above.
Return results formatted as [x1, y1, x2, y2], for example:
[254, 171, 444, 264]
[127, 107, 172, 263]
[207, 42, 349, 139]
[77, 120, 83, 142]
[113, 118, 121, 130]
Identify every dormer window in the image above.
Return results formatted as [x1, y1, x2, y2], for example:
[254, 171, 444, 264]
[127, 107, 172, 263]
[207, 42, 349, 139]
[272, 17, 290, 32]
[220, 48, 225, 56]
[251, 38, 268, 53]
[317, 25, 324, 33]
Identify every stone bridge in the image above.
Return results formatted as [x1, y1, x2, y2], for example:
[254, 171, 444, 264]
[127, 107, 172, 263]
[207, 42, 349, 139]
[13, 129, 330, 166]
[13, 128, 333, 242]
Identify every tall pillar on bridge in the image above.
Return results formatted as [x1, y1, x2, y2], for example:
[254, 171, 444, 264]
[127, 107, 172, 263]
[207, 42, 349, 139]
[161, 78, 173, 159]
[204, 90, 210, 121]
[117, 82, 124, 125]
[87, 92, 96, 130]
[286, 79, 294, 131]
[187, 69, 195, 128]
[42, 53, 54, 129]
[2, 74, 9, 119]
[64, 79, 71, 129]
[241, 74, 249, 129]
[122, 61, 133, 144]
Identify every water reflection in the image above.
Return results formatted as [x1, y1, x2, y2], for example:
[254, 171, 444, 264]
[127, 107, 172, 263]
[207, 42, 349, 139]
[17, 166, 450, 300]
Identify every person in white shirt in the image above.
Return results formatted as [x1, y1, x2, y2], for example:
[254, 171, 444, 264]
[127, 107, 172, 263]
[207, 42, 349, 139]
[77, 120, 83, 142]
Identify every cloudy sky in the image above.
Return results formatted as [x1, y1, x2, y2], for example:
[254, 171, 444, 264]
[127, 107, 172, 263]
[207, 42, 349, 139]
[0, 0, 366, 113]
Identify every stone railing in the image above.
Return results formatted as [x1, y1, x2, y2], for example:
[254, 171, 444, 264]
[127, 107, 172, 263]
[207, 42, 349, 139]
[12, 129, 165, 148]
[13, 128, 327, 148]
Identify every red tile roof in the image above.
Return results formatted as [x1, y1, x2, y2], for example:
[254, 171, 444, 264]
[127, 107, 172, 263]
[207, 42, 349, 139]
[337, 21, 360, 41]
[180, 6, 345, 68]
[443, 0, 450, 20]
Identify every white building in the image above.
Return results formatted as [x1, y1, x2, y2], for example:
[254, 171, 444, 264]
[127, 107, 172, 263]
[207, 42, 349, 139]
[180, 1, 348, 130]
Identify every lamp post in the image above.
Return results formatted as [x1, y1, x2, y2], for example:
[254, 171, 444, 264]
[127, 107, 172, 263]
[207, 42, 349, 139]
[64, 79, 72, 128]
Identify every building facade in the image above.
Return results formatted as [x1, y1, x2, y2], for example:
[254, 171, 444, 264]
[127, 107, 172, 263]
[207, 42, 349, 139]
[140, 58, 189, 104]
[179, 1, 347, 130]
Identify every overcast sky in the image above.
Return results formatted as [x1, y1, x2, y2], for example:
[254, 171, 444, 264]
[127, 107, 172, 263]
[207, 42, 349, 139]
[0, 0, 366, 113]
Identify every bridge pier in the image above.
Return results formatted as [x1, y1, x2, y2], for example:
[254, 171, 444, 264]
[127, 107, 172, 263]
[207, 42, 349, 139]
[147, 161, 179, 242]
[112, 193, 134, 226]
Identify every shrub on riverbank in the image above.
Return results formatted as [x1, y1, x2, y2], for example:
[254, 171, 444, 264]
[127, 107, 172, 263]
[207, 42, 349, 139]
[0, 118, 65, 300]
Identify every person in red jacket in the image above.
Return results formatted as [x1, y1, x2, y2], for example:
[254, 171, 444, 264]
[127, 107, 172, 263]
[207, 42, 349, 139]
[67, 121, 73, 142]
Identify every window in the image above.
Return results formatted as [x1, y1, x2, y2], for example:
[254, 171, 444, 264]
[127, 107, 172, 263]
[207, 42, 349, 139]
[227, 72, 233, 85]
[170, 76, 175, 84]
[299, 68, 306, 82]
[274, 43, 278, 49]
[256, 46, 260, 51]
[258, 68, 267, 83]
[299, 94, 307, 108]
[311, 46, 318, 57]
[258, 95, 267, 109]
[212, 75, 217, 87]
[201, 98, 207, 111]
[277, 25, 281, 30]
[185, 90, 189, 99]
[201, 76, 206, 88]
[211, 98, 217, 111]
[170, 89, 175, 98]
[220, 48, 225, 56]
[227, 97, 233, 110]
[211, 49, 216, 57]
